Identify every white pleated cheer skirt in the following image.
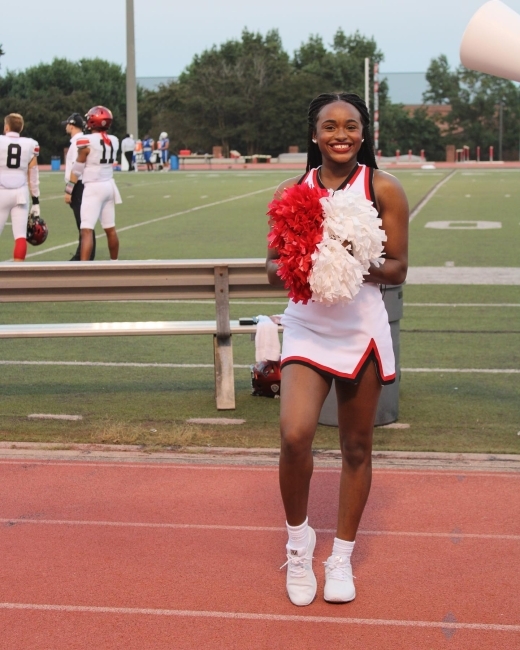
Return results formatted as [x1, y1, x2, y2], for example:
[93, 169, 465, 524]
[280, 283, 395, 385]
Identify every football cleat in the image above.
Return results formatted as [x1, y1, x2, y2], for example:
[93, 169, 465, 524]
[251, 359, 281, 398]
[26, 215, 48, 246]
[85, 106, 113, 131]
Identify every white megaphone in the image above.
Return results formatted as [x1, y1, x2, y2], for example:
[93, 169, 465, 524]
[460, 0, 520, 82]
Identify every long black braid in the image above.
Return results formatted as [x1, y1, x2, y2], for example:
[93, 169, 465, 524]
[306, 93, 378, 173]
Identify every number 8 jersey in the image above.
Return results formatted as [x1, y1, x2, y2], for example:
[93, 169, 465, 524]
[77, 132, 119, 183]
[0, 132, 39, 189]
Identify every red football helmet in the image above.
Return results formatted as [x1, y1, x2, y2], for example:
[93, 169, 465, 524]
[251, 360, 281, 398]
[85, 106, 113, 131]
[26, 215, 48, 246]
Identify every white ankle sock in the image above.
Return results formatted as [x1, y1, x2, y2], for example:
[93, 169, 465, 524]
[332, 537, 355, 561]
[286, 517, 309, 551]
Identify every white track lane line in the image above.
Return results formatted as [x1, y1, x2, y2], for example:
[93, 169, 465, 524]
[25, 185, 278, 259]
[0, 361, 518, 373]
[0, 518, 518, 540]
[0, 603, 518, 632]
[0, 460, 518, 478]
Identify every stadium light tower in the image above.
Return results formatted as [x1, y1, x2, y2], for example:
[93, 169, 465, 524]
[126, 0, 138, 139]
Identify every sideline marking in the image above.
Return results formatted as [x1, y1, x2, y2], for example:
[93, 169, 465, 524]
[1, 518, 518, 540]
[24, 185, 278, 259]
[27, 414, 82, 421]
[408, 170, 457, 222]
[0, 361, 517, 374]
[0, 602, 518, 632]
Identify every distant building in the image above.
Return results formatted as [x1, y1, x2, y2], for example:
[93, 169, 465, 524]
[380, 72, 428, 105]
[137, 77, 178, 91]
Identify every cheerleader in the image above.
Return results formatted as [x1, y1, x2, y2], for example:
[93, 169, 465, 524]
[267, 93, 409, 606]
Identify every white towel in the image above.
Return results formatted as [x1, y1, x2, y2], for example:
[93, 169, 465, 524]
[255, 315, 281, 362]
[111, 180, 123, 204]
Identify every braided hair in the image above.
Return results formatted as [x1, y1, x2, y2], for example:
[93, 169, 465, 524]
[306, 93, 378, 172]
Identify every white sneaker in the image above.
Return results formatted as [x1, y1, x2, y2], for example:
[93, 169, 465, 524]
[281, 526, 317, 606]
[324, 555, 356, 603]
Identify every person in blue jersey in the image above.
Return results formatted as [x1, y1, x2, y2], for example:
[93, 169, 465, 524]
[157, 132, 170, 169]
[142, 134, 154, 171]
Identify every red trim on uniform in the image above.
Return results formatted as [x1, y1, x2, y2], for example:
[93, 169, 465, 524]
[33, 146, 40, 155]
[281, 338, 395, 382]
[364, 165, 371, 200]
[348, 164, 363, 188]
[77, 138, 90, 148]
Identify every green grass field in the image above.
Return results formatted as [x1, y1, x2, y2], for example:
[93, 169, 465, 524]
[0, 169, 518, 453]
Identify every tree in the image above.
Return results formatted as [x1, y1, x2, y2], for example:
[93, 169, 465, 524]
[423, 56, 520, 159]
[0, 58, 127, 162]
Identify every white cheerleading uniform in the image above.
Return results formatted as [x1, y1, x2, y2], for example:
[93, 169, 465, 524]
[0, 132, 39, 240]
[77, 133, 122, 229]
[280, 164, 395, 385]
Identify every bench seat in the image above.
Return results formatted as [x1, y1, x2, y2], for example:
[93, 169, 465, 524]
[0, 320, 279, 338]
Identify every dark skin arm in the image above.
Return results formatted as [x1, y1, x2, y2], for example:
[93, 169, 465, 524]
[266, 170, 409, 288]
[364, 169, 409, 285]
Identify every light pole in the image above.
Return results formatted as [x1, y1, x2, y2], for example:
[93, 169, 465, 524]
[126, 0, 138, 139]
[498, 100, 503, 161]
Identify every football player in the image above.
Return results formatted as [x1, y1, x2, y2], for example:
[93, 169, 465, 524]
[157, 132, 170, 170]
[62, 112, 96, 261]
[64, 106, 121, 261]
[142, 134, 154, 171]
[0, 113, 40, 261]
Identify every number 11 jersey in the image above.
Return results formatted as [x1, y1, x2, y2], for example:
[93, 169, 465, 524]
[77, 133, 119, 183]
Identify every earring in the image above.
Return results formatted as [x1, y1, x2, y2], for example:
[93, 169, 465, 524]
[361, 139, 365, 143]
[312, 139, 317, 143]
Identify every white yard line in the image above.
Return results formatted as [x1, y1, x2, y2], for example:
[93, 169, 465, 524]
[404, 303, 520, 307]
[408, 170, 457, 222]
[0, 360, 518, 373]
[0, 602, 518, 632]
[401, 368, 520, 374]
[24, 185, 278, 259]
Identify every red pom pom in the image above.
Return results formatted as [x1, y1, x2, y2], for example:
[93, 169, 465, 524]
[267, 183, 327, 304]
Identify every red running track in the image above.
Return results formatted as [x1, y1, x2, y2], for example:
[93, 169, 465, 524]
[0, 457, 519, 649]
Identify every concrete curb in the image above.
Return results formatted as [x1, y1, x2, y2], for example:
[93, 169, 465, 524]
[0, 441, 518, 471]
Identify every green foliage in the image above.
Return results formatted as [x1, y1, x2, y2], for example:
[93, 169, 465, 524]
[0, 58, 127, 162]
[424, 55, 520, 159]
[379, 105, 444, 160]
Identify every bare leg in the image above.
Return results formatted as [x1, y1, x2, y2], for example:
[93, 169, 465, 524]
[104, 227, 119, 260]
[335, 361, 382, 540]
[279, 364, 332, 526]
[80, 228, 94, 261]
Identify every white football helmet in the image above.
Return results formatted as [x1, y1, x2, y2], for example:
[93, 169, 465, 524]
[160, 132, 168, 139]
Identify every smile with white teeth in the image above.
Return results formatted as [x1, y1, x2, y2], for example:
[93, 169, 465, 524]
[330, 143, 351, 151]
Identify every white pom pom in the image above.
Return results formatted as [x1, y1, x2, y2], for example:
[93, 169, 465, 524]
[309, 189, 387, 305]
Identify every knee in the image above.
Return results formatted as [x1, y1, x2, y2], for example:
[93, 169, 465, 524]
[280, 425, 314, 461]
[339, 433, 372, 470]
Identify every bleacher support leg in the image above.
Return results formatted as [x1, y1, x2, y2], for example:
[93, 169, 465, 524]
[214, 266, 235, 409]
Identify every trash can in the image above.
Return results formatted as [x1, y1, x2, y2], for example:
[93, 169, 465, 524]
[169, 155, 179, 171]
[50, 156, 61, 171]
[318, 284, 404, 427]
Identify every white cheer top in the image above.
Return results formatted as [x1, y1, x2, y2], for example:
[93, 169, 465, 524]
[280, 164, 395, 384]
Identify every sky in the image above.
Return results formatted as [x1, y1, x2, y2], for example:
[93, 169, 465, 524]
[2, 0, 520, 77]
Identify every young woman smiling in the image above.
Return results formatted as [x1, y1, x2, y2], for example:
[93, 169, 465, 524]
[267, 92, 409, 606]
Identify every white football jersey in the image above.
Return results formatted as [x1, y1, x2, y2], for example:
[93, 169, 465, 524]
[0, 132, 39, 190]
[77, 132, 119, 183]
